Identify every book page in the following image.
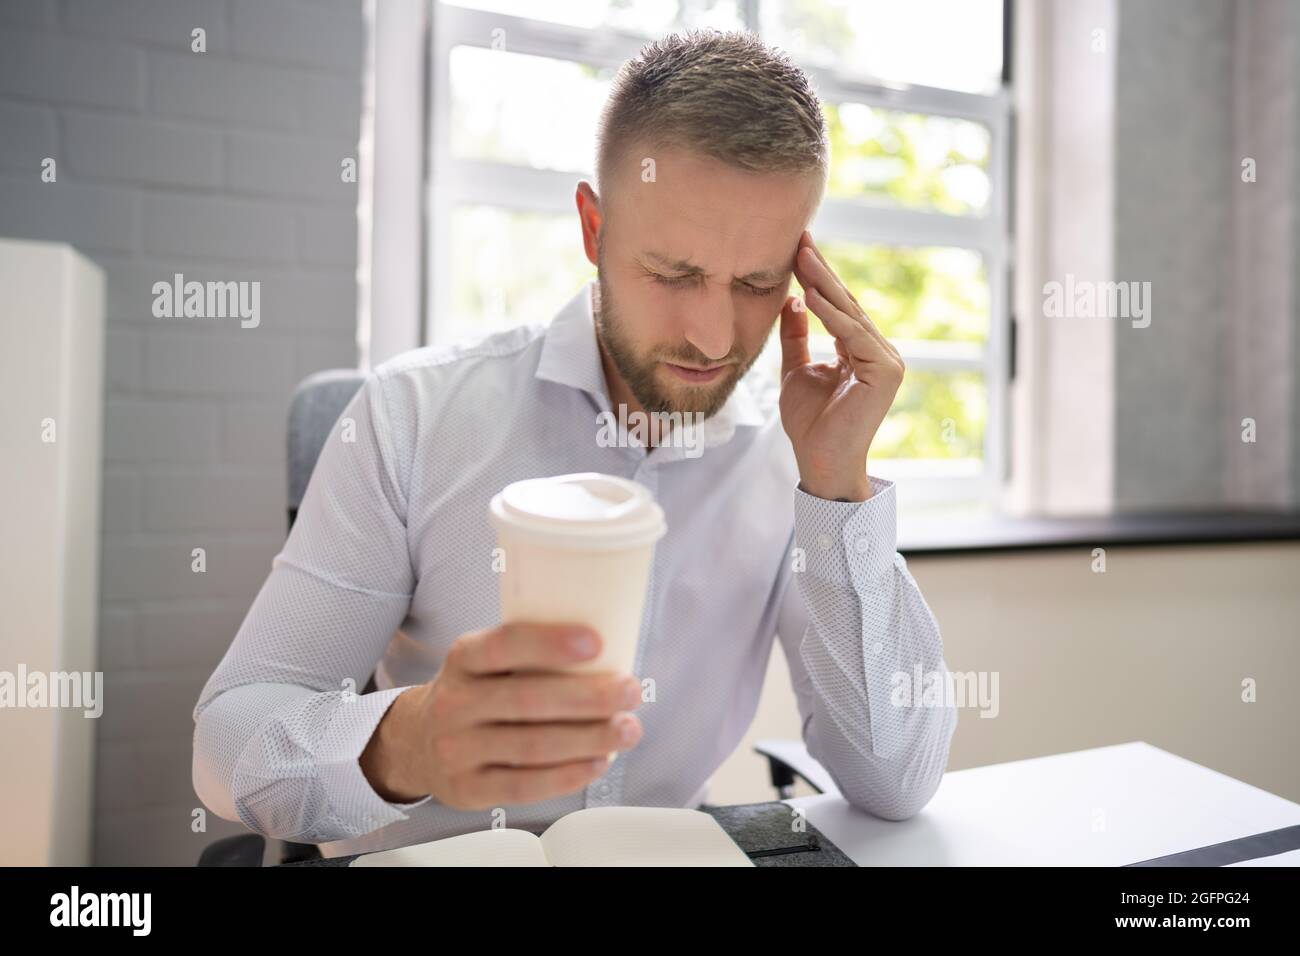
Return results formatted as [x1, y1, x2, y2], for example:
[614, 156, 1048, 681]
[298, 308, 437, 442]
[349, 828, 549, 867]
[539, 806, 753, 867]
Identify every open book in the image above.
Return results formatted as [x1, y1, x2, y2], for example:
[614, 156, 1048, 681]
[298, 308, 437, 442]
[349, 806, 754, 867]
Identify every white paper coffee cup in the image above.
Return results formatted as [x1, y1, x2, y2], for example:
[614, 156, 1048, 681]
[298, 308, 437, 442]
[489, 472, 667, 680]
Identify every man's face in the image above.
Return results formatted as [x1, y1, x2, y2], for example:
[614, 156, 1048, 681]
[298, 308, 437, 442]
[590, 146, 821, 418]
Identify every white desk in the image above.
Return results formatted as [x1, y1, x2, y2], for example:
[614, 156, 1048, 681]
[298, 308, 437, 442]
[785, 742, 1300, 866]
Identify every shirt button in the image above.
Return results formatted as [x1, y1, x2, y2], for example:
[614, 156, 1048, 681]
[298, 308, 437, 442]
[597, 782, 611, 797]
[854, 535, 871, 553]
[816, 533, 833, 551]
[872, 642, 883, 654]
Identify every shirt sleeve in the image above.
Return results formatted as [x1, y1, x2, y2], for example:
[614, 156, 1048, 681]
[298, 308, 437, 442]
[774, 476, 958, 821]
[191, 371, 434, 844]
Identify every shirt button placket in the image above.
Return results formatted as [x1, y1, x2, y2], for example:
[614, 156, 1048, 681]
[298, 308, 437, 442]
[586, 755, 621, 806]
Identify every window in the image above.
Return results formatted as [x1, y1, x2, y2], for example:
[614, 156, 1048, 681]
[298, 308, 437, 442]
[426, 0, 1010, 506]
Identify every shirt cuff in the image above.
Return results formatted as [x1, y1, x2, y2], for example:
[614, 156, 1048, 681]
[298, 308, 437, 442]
[317, 686, 433, 833]
[793, 476, 907, 761]
[793, 475, 898, 586]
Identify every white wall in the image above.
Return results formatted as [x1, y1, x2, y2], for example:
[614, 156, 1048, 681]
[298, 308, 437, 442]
[715, 541, 1300, 808]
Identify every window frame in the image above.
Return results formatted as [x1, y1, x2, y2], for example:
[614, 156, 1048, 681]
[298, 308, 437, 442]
[425, 1, 1012, 507]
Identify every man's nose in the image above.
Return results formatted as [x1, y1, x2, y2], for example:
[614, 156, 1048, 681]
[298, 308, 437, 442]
[682, 282, 736, 363]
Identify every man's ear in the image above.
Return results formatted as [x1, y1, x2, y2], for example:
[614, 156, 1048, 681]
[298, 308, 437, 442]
[575, 181, 603, 267]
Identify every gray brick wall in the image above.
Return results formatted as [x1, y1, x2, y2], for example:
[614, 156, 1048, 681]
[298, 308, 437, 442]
[0, 0, 365, 865]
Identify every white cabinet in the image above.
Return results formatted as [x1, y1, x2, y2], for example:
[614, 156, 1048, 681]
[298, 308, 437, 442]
[0, 239, 104, 865]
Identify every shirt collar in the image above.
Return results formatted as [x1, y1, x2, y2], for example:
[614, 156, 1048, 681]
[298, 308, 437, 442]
[535, 279, 767, 444]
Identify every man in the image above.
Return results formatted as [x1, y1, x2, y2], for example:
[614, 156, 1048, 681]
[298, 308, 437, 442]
[192, 29, 958, 858]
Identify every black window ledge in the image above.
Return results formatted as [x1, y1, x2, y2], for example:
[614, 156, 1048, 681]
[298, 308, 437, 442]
[898, 510, 1300, 557]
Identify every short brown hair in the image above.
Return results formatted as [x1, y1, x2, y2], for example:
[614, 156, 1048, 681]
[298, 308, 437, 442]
[595, 29, 829, 202]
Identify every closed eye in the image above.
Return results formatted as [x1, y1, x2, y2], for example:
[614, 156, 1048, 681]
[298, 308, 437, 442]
[652, 273, 697, 290]
[652, 273, 780, 296]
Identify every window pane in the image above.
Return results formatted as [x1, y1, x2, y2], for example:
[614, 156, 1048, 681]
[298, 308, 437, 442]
[808, 243, 988, 344]
[826, 103, 991, 216]
[446, 206, 595, 342]
[873, 370, 986, 460]
[450, 46, 611, 172]
[761, 0, 1004, 95]
[440, 0, 742, 35]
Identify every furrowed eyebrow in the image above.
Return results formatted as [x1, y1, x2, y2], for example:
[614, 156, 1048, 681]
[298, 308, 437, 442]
[643, 251, 789, 285]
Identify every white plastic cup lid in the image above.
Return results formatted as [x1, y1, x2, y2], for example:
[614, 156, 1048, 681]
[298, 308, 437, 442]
[489, 472, 667, 550]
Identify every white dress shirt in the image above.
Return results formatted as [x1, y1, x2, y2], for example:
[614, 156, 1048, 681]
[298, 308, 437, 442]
[192, 279, 959, 858]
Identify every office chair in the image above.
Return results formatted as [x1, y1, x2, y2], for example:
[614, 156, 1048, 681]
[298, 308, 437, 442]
[197, 369, 833, 865]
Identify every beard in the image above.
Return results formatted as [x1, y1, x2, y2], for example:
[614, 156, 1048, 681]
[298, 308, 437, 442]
[593, 267, 762, 419]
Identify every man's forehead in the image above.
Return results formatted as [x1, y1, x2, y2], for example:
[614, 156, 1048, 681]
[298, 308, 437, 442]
[610, 147, 820, 232]
[643, 178, 814, 230]
[626, 188, 809, 280]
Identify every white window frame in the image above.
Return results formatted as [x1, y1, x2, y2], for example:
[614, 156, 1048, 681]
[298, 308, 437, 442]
[424, 1, 1012, 507]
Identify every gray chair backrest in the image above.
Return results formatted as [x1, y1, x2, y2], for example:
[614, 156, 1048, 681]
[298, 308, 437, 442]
[287, 368, 366, 527]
